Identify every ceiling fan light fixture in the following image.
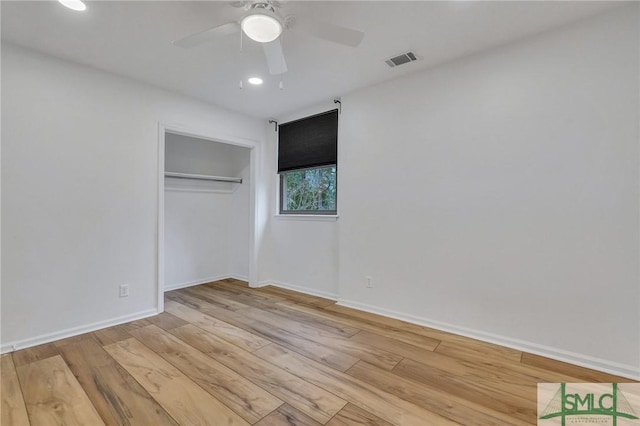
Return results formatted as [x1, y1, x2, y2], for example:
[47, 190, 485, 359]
[248, 77, 263, 85]
[241, 12, 282, 43]
[58, 0, 86, 11]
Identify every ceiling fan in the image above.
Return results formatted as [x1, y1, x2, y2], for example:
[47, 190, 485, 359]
[173, 1, 365, 75]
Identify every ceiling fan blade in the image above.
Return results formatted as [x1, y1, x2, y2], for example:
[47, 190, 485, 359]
[263, 38, 288, 75]
[293, 17, 364, 47]
[173, 22, 240, 48]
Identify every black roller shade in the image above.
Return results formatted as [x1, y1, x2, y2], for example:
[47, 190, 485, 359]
[278, 109, 338, 173]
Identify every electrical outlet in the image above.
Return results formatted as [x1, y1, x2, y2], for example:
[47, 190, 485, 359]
[119, 284, 129, 298]
[366, 276, 373, 288]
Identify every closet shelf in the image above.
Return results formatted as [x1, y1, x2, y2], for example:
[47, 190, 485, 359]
[164, 172, 242, 184]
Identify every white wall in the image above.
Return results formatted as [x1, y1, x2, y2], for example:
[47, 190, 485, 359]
[164, 134, 251, 289]
[336, 5, 639, 376]
[1, 43, 264, 349]
[261, 103, 340, 299]
[230, 163, 251, 280]
[261, 5, 639, 377]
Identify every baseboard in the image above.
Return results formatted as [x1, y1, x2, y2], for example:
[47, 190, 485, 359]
[164, 275, 232, 291]
[337, 298, 640, 381]
[0, 308, 158, 354]
[228, 274, 249, 282]
[258, 280, 339, 301]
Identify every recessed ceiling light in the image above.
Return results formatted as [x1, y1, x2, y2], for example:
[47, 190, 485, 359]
[58, 0, 86, 11]
[248, 77, 263, 85]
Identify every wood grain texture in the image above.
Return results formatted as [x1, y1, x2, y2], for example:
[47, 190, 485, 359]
[129, 325, 283, 423]
[254, 344, 457, 426]
[326, 403, 394, 426]
[179, 286, 249, 311]
[347, 360, 531, 426]
[350, 330, 438, 360]
[325, 304, 522, 362]
[238, 306, 402, 370]
[255, 285, 336, 307]
[5, 281, 635, 426]
[57, 338, 177, 426]
[144, 312, 189, 330]
[434, 339, 523, 364]
[165, 299, 271, 352]
[104, 337, 249, 426]
[203, 284, 360, 337]
[170, 324, 347, 424]
[92, 325, 134, 346]
[254, 404, 322, 426]
[51, 332, 96, 348]
[12, 343, 59, 368]
[16, 355, 104, 426]
[1, 355, 30, 426]
[279, 301, 442, 352]
[520, 352, 635, 383]
[171, 289, 359, 371]
[393, 357, 537, 423]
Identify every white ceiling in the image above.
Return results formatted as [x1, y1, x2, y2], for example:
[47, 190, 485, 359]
[1, 1, 619, 119]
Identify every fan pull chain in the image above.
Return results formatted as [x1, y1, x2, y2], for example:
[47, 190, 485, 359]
[239, 29, 243, 89]
[279, 33, 284, 90]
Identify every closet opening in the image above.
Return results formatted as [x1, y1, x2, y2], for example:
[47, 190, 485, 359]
[157, 125, 259, 312]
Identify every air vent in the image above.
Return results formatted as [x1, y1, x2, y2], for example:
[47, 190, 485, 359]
[385, 51, 420, 68]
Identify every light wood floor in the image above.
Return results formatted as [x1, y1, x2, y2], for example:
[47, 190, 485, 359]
[1, 279, 634, 425]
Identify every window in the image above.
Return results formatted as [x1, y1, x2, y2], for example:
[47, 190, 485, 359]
[278, 110, 338, 215]
[280, 165, 336, 214]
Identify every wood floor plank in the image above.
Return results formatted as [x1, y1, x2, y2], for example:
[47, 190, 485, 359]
[253, 344, 457, 426]
[16, 355, 104, 426]
[280, 301, 442, 352]
[238, 306, 403, 370]
[347, 360, 531, 425]
[144, 312, 189, 330]
[52, 332, 96, 348]
[170, 324, 347, 424]
[171, 290, 359, 371]
[399, 340, 576, 387]
[254, 404, 322, 426]
[393, 357, 536, 423]
[11, 343, 59, 368]
[256, 285, 336, 307]
[130, 325, 283, 423]
[204, 284, 360, 337]
[178, 286, 250, 311]
[7, 283, 632, 425]
[104, 337, 250, 426]
[92, 325, 134, 346]
[205, 282, 288, 308]
[520, 352, 635, 383]
[435, 339, 522, 364]
[165, 300, 271, 352]
[350, 330, 438, 360]
[1, 355, 30, 426]
[57, 338, 178, 426]
[326, 403, 394, 426]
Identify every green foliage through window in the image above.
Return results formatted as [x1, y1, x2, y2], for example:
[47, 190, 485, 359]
[281, 166, 336, 213]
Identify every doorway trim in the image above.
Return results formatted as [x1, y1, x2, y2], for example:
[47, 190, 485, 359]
[157, 123, 260, 312]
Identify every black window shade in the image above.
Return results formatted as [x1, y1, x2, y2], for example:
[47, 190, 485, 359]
[278, 109, 338, 173]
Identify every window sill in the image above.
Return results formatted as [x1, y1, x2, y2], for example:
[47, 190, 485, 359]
[274, 214, 339, 222]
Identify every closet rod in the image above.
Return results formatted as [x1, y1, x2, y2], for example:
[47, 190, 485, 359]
[164, 172, 242, 184]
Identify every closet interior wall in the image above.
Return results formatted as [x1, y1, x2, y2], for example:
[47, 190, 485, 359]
[164, 133, 250, 290]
